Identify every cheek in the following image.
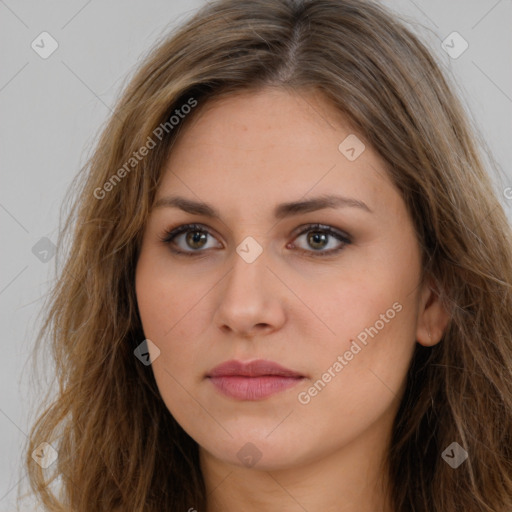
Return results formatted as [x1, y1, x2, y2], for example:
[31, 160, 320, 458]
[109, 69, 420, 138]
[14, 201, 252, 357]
[135, 241, 210, 339]
[301, 283, 417, 393]
[135, 245, 223, 377]
[291, 291, 417, 452]
[136, 253, 214, 426]
[136, 289, 208, 379]
[302, 253, 418, 351]
[293, 256, 420, 431]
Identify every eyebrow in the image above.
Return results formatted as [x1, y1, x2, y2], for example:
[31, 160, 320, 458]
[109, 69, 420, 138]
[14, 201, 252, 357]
[153, 193, 372, 219]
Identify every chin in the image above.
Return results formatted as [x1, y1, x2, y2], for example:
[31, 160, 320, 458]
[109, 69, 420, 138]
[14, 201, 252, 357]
[199, 433, 315, 471]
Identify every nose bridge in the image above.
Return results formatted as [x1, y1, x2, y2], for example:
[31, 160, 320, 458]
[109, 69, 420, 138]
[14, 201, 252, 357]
[226, 236, 269, 296]
[213, 235, 283, 334]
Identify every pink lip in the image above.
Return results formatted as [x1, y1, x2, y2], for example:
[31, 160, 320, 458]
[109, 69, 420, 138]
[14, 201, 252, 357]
[207, 359, 305, 401]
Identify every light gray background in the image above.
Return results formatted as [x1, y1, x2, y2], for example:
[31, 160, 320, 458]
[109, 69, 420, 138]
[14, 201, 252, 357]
[1, 0, 511, 509]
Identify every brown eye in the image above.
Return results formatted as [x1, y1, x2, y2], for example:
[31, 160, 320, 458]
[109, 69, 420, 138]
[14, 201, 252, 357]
[160, 223, 222, 256]
[307, 231, 329, 250]
[290, 224, 351, 256]
[185, 231, 208, 250]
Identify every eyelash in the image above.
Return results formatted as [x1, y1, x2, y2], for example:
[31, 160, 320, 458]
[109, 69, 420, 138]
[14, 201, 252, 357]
[159, 223, 352, 258]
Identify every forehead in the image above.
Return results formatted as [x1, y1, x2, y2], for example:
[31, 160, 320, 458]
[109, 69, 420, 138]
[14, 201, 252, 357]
[172, 87, 350, 154]
[156, 87, 400, 221]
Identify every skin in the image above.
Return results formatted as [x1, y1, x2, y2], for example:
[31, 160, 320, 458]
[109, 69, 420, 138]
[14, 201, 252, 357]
[135, 87, 450, 512]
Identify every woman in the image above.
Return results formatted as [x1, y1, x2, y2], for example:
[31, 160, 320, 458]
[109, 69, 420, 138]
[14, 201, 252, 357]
[25, 0, 512, 510]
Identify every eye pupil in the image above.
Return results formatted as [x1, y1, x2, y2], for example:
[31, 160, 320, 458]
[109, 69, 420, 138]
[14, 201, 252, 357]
[186, 231, 207, 249]
[308, 231, 328, 250]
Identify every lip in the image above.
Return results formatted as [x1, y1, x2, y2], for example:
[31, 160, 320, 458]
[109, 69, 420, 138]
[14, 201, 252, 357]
[207, 359, 305, 401]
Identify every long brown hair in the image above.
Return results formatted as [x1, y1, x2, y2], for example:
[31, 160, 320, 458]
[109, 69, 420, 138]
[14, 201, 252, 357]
[23, 0, 512, 510]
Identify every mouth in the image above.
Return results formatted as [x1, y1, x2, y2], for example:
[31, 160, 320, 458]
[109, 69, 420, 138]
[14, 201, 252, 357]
[206, 359, 306, 401]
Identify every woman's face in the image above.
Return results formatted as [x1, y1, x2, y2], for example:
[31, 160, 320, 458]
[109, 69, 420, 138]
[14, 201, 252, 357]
[135, 87, 436, 472]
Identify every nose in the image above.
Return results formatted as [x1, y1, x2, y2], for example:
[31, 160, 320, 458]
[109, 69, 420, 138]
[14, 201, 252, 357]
[213, 245, 287, 338]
